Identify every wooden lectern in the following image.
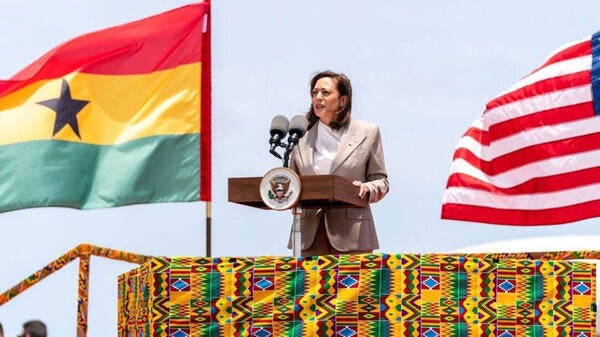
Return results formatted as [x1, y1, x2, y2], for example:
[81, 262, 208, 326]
[228, 175, 367, 256]
[228, 175, 367, 209]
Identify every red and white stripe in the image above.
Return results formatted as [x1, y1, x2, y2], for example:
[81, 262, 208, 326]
[441, 35, 600, 225]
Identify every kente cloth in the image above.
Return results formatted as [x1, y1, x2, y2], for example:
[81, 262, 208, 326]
[118, 253, 596, 337]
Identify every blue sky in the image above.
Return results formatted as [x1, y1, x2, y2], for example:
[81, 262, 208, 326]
[0, 1, 599, 336]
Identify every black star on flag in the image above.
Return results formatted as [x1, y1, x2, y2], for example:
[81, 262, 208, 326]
[37, 79, 89, 139]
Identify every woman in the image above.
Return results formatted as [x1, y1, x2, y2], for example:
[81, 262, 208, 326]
[288, 70, 389, 256]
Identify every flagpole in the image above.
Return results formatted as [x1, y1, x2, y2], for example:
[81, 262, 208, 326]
[203, 0, 212, 258]
[206, 201, 212, 256]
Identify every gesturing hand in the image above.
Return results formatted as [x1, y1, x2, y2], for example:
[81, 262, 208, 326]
[352, 180, 371, 200]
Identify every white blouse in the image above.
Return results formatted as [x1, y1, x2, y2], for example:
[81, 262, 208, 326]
[313, 121, 344, 174]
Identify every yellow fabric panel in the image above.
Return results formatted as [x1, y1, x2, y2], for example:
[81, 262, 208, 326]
[496, 292, 516, 305]
[337, 288, 358, 301]
[421, 289, 439, 303]
[0, 63, 200, 145]
[573, 294, 592, 307]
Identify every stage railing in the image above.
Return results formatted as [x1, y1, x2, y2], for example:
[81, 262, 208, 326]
[0, 243, 150, 337]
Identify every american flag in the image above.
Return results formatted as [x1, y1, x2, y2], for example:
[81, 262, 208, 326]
[442, 32, 600, 225]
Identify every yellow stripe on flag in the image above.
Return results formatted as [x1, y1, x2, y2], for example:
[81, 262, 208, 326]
[0, 63, 201, 145]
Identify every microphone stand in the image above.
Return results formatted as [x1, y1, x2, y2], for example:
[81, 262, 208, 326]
[268, 122, 306, 257]
[283, 140, 302, 256]
[291, 203, 302, 257]
[283, 132, 301, 168]
[271, 140, 300, 256]
[282, 148, 291, 168]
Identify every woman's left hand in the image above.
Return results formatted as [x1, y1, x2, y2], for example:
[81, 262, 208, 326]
[353, 180, 371, 200]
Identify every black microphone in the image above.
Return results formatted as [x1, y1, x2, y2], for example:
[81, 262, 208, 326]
[269, 115, 289, 159]
[287, 115, 308, 151]
[283, 115, 308, 167]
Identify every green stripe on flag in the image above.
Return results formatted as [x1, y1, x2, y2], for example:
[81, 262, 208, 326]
[0, 134, 199, 212]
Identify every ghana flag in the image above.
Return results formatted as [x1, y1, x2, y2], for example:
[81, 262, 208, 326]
[0, 3, 211, 212]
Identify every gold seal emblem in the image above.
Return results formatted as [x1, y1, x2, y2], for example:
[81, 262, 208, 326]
[259, 167, 301, 210]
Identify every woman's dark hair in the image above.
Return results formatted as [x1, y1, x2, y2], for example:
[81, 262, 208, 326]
[306, 70, 352, 130]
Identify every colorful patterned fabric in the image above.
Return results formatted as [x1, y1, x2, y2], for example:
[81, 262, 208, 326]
[117, 254, 596, 337]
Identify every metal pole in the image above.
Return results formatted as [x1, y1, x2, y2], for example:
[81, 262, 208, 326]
[292, 204, 302, 257]
[206, 201, 212, 257]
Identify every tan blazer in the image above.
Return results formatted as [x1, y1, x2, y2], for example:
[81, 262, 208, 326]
[288, 119, 389, 252]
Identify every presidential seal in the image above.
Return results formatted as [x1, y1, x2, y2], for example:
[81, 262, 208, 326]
[259, 167, 301, 210]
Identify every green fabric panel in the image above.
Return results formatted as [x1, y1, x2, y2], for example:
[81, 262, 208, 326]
[0, 134, 199, 212]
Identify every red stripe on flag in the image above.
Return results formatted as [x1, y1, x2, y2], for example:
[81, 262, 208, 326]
[462, 126, 488, 145]
[442, 200, 600, 226]
[489, 102, 594, 141]
[486, 71, 590, 110]
[1, 4, 209, 98]
[446, 166, 600, 194]
[530, 40, 591, 74]
[455, 131, 600, 175]
[452, 148, 491, 172]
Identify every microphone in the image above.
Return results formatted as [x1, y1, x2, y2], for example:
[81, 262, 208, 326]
[282, 115, 307, 167]
[269, 115, 289, 159]
[286, 115, 308, 152]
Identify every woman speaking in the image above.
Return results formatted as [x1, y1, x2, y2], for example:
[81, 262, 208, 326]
[288, 70, 389, 256]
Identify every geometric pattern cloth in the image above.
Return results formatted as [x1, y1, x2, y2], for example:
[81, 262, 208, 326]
[117, 254, 596, 337]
